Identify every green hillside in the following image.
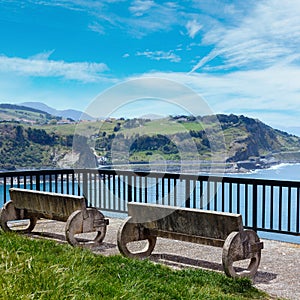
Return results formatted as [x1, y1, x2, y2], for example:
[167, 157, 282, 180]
[0, 103, 72, 125]
[0, 103, 53, 124]
[0, 124, 73, 170]
[90, 115, 300, 168]
[1, 105, 300, 171]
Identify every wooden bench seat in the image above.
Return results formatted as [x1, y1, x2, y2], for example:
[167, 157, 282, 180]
[0, 188, 109, 247]
[117, 202, 263, 278]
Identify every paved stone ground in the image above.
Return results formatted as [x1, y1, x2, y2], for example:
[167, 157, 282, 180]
[28, 218, 300, 300]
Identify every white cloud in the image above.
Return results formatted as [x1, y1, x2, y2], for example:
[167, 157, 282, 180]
[29, 50, 55, 60]
[136, 50, 181, 63]
[12, 0, 196, 39]
[88, 22, 105, 35]
[27, 0, 181, 37]
[3, 0, 300, 133]
[29, 0, 105, 12]
[125, 2, 182, 38]
[186, 20, 202, 38]
[0, 53, 109, 82]
[83, 76, 216, 120]
[129, 0, 155, 16]
[124, 64, 300, 130]
[191, 0, 300, 72]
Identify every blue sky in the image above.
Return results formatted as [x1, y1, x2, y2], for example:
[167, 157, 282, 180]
[1, 0, 300, 133]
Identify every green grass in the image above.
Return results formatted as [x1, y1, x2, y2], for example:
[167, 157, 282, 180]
[0, 108, 47, 123]
[0, 232, 269, 300]
[37, 120, 119, 137]
[120, 119, 189, 137]
[37, 122, 98, 136]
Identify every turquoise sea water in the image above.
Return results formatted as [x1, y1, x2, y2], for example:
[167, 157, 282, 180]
[229, 163, 300, 181]
[234, 163, 300, 244]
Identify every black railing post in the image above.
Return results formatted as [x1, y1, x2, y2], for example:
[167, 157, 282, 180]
[128, 175, 132, 202]
[36, 175, 41, 191]
[82, 171, 88, 200]
[185, 179, 191, 208]
[252, 184, 258, 232]
[4, 176, 7, 203]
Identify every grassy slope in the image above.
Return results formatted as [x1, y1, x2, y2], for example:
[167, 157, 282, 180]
[11, 115, 300, 167]
[0, 108, 48, 123]
[37, 120, 114, 137]
[0, 232, 269, 300]
[119, 119, 207, 137]
[38, 118, 204, 138]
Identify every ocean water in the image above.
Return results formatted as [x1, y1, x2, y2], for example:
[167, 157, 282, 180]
[230, 163, 300, 181]
[225, 163, 300, 244]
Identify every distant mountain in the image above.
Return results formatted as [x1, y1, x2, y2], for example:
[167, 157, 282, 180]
[21, 102, 95, 121]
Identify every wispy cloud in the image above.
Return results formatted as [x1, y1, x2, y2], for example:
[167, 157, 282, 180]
[3, 0, 300, 133]
[190, 0, 300, 72]
[29, 50, 55, 60]
[8, 0, 214, 40]
[186, 20, 202, 38]
[132, 61, 300, 129]
[136, 50, 181, 63]
[88, 22, 105, 35]
[125, 1, 183, 38]
[0, 53, 109, 82]
[28, 0, 105, 12]
[129, 0, 155, 16]
[24, 0, 185, 38]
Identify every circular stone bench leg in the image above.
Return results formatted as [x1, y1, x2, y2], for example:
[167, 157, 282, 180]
[117, 216, 157, 259]
[0, 201, 37, 233]
[222, 229, 262, 278]
[65, 208, 107, 247]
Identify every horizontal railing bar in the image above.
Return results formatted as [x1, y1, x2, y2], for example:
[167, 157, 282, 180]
[245, 226, 300, 236]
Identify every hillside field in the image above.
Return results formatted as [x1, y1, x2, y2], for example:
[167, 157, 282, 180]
[1, 107, 300, 171]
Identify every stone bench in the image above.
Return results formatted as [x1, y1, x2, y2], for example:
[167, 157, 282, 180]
[117, 203, 263, 278]
[0, 188, 109, 247]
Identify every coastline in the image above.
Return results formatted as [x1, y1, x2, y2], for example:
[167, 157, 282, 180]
[2, 158, 300, 177]
[100, 158, 298, 174]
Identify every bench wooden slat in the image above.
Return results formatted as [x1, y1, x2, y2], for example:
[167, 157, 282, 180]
[128, 203, 244, 241]
[147, 228, 225, 247]
[9, 188, 86, 222]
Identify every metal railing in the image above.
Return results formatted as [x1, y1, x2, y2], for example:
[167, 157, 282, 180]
[1, 168, 299, 242]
